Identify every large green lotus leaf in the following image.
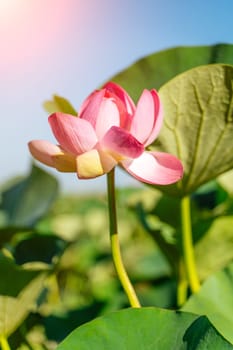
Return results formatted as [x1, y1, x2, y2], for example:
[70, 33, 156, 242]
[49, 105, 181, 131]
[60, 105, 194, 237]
[109, 44, 233, 100]
[0, 164, 59, 227]
[44, 302, 104, 343]
[149, 64, 233, 197]
[195, 216, 233, 280]
[57, 307, 232, 349]
[0, 254, 46, 337]
[43, 94, 77, 115]
[182, 261, 233, 345]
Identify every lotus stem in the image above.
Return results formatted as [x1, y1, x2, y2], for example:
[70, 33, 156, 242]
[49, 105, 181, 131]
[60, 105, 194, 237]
[177, 257, 188, 307]
[0, 336, 11, 350]
[181, 196, 200, 295]
[107, 169, 141, 308]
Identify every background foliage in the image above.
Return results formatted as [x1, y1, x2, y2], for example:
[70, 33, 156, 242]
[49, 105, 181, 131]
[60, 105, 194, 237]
[1, 162, 233, 349]
[0, 44, 233, 349]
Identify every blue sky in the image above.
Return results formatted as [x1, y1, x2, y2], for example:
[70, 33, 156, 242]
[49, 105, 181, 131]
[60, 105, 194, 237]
[1, 0, 232, 193]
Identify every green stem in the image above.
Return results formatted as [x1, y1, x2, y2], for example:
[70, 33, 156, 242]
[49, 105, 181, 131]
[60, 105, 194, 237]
[181, 196, 200, 294]
[107, 169, 141, 308]
[0, 336, 11, 350]
[177, 257, 188, 307]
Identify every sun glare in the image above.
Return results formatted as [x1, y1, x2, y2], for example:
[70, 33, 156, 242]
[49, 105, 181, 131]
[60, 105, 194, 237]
[0, 0, 22, 16]
[0, 0, 75, 74]
[0, 0, 31, 25]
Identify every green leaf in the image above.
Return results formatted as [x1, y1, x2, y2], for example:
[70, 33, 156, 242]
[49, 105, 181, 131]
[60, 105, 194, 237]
[150, 64, 233, 196]
[192, 180, 228, 213]
[0, 228, 31, 249]
[150, 194, 181, 228]
[0, 274, 46, 338]
[0, 164, 59, 227]
[182, 261, 233, 345]
[195, 216, 233, 280]
[57, 307, 232, 349]
[109, 43, 233, 100]
[0, 254, 41, 297]
[218, 169, 233, 194]
[44, 302, 104, 343]
[0, 254, 46, 337]
[14, 233, 67, 265]
[43, 95, 77, 115]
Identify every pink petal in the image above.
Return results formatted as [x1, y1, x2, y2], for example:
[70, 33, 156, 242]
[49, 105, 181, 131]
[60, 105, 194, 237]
[104, 82, 136, 115]
[49, 113, 97, 155]
[122, 151, 183, 185]
[79, 89, 105, 127]
[28, 140, 77, 172]
[130, 89, 163, 146]
[100, 126, 144, 159]
[28, 140, 61, 167]
[80, 83, 134, 133]
[95, 98, 120, 139]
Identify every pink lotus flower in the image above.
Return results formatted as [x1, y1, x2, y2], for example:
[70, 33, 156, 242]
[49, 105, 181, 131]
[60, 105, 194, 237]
[28, 82, 183, 184]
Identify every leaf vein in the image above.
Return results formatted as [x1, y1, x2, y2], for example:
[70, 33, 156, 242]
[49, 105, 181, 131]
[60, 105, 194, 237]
[184, 85, 206, 189]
